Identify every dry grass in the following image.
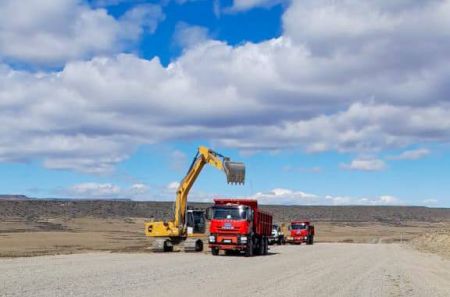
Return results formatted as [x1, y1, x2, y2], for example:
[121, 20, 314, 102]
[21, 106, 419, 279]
[1, 216, 448, 257]
[409, 228, 450, 259]
[1, 200, 448, 257]
[0, 218, 150, 257]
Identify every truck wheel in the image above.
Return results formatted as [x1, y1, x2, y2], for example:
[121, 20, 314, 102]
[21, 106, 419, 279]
[256, 238, 264, 255]
[264, 238, 269, 255]
[245, 240, 253, 257]
[211, 247, 219, 256]
[310, 236, 314, 245]
[225, 250, 234, 256]
[277, 237, 282, 245]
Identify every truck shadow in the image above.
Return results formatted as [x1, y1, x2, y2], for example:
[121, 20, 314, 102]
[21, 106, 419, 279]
[219, 251, 279, 257]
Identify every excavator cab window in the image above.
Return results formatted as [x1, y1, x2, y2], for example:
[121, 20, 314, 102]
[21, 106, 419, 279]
[186, 210, 206, 234]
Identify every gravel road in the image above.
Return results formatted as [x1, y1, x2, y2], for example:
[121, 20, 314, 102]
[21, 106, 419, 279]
[1, 243, 449, 297]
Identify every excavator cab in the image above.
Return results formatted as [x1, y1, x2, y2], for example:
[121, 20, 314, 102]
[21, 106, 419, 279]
[186, 209, 206, 235]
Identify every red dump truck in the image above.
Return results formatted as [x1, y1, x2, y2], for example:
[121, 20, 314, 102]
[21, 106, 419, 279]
[286, 221, 315, 245]
[208, 198, 273, 257]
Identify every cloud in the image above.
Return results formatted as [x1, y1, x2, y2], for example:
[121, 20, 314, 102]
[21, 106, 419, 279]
[0, 0, 164, 66]
[62, 181, 404, 206]
[388, 148, 430, 160]
[67, 182, 122, 198]
[253, 188, 402, 205]
[1, 1, 450, 173]
[423, 198, 438, 206]
[166, 181, 180, 191]
[130, 183, 150, 195]
[341, 157, 386, 171]
[173, 22, 209, 49]
[64, 182, 149, 198]
[227, 0, 287, 12]
[283, 165, 321, 173]
[253, 188, 320, 205]
[356, 195, 399, 205]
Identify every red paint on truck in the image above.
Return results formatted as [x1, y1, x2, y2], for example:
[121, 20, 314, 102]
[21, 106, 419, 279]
[286, 221, 315, 245]
[208, 199, 272, 257]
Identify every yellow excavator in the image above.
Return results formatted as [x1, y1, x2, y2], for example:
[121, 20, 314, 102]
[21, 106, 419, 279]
[145, 146, 245, 252]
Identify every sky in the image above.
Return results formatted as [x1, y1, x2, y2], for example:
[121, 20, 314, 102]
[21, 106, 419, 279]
[0, 0, 449, 207]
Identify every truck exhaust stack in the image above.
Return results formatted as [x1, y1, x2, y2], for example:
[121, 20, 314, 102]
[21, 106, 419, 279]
[223, 161, 245, 185]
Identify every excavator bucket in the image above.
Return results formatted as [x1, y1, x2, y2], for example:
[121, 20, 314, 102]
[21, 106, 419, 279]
[223, 161, 245, 185]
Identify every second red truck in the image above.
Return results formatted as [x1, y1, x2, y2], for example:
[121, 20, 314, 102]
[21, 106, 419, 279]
[208, 198, 272, 256]
[286, 220, 315, 245]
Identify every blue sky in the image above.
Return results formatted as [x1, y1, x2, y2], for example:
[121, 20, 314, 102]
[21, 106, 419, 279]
[0, 0, 449, 207]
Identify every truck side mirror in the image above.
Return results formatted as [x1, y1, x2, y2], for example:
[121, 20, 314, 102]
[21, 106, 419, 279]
[247, 209, 253, 222]
[205, 207, 212, 220]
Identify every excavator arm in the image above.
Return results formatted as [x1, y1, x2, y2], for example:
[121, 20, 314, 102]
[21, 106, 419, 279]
[173, 146, 245, 230]
[145, 146, 245, 242]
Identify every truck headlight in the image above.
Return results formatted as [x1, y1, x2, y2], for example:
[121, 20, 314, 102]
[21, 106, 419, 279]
[209, 235, 216, 243]
[240, 236, 247, 243]
[304, 236, 308, 240]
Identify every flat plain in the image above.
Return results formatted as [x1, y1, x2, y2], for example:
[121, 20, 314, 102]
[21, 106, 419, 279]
[1, 200, 449, 258]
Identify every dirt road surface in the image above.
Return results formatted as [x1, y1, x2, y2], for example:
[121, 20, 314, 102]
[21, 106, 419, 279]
[1, 244, 449, 297]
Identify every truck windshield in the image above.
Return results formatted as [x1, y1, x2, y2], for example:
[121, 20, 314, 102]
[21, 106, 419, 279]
[212, 206, 249, 220]
[291, 224, 308, 230]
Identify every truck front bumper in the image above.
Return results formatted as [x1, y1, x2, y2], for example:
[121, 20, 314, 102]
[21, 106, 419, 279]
[208, 234, 248, 250]
[286, 236, 307, 244]
[209, 243, 247, 251]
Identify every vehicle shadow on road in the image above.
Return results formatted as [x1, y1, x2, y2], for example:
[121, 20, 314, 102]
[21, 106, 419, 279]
[219, 251, 279, 257]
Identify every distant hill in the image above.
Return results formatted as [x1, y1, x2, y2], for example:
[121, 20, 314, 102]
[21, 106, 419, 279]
[0, 195, 32, 201]
[0, 199, 449, 224]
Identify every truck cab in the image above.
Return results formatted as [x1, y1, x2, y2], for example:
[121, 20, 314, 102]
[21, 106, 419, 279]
[268, 224, 285, 245]
[286, 221, 315, 245]
[208, 199, 272, 256]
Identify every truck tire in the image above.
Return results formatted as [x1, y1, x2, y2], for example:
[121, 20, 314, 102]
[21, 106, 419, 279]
[211, 247, 219, 256]
[310, 236, 314, 245]
[277, 236, 282, 245]
[224, 250, 231, 256]
[256, 238, 264, 255]
[264, 238, 269, 255]
[245, 238, 253, 257]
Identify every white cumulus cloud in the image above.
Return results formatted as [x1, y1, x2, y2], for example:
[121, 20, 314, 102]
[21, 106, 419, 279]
[341, 157, 386, 171]
[228, 0, 287, 12]
[388, 148, 430, 160]
[68, 182, 122, 198]
[1, 0, 450, 174]
[65, 182, 150, 198]
[0, 0, 164, 66]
